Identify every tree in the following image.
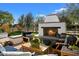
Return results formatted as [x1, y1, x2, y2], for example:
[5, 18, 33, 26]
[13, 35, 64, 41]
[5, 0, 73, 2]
[58, 3, 79, 30]
[1, 23, 10, 33]
[18, 13, 33, 32]
[25, 13, 33, 31]
[67, 3, 79, 24]
[58, 10, 71, 29]
[18, 14, 25, 28]
[34, 15, 44, 32]
[0, 10, 14, 33]
[0, 10, 14, 25]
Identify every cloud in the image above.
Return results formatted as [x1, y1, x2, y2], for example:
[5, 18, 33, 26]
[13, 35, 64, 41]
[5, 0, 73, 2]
[52, 8, 67, 14]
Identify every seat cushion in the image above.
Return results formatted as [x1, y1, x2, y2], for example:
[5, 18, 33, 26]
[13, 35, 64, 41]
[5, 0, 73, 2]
[2, 51, 32, 56]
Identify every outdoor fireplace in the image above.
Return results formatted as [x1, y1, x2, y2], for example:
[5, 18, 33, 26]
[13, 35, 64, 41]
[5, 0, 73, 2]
[38, 14, 66, 36]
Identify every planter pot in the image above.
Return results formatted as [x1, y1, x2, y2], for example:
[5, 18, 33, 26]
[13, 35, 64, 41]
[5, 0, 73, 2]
[9, 35, 23, 45]
[9, 35, 22, 39]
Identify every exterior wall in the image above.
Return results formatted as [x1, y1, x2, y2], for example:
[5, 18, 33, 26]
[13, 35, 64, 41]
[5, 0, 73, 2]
[38, 22, 66, 36]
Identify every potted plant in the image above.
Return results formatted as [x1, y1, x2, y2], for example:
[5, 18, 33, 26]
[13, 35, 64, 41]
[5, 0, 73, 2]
[30, 36, 40, 49]
[8, 31, 22, 38]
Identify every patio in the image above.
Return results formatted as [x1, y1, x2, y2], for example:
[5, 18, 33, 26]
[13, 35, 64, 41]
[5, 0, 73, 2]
[0, 14, 79, 56]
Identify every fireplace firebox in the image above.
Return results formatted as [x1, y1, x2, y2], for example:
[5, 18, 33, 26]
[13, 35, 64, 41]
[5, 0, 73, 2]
[42, 27, 60, 37]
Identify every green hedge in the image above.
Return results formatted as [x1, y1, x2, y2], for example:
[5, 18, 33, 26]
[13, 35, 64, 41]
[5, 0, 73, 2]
[9, 31, 22, 36]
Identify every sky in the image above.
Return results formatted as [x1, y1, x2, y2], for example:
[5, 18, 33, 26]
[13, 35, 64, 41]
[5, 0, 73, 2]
[0, 3, 67, 24]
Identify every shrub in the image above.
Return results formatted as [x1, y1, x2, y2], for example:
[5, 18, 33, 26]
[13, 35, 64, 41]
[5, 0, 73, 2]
[8, 31, 22, 36]
[0, 29, 3, 33]
[70, 45, 79, 50]
[30, 37, 40, 49]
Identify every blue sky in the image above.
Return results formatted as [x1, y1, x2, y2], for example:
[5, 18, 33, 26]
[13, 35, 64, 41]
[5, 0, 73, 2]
[0, 3, 66, 24]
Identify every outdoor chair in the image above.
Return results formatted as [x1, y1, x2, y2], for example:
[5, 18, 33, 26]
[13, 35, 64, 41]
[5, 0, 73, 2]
[55, 33, 61, 38]
[60, 33, 66, 39]
[66, 35, 77, 46]
[22, 32, 32, 42]
[23, 36, 29, 42]
[51, 40, 64, 50]
[49, 40, 66, 56]
[43, 38, 51, 46]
